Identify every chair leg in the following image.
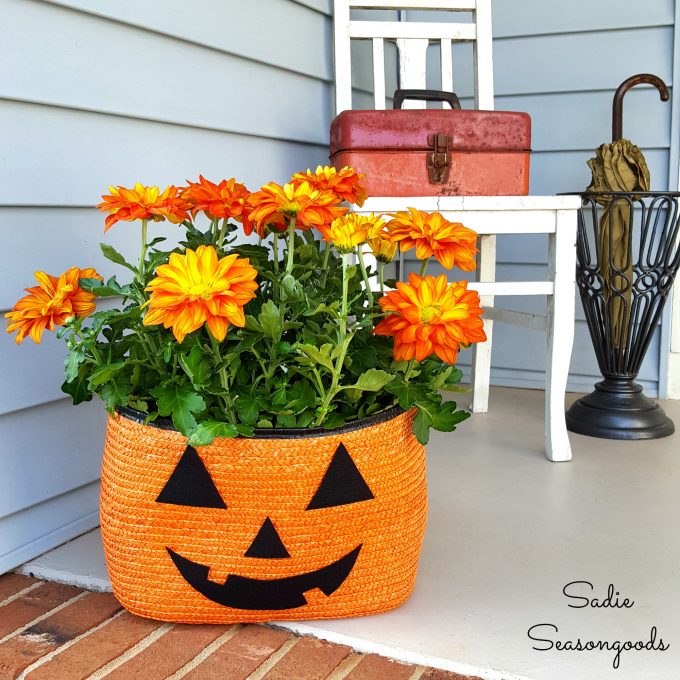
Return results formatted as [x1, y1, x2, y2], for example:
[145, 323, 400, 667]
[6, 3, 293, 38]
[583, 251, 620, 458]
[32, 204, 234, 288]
[471, 318, 493, 413]
[471, 234, 496, 413]
[545, 210, 577, 462]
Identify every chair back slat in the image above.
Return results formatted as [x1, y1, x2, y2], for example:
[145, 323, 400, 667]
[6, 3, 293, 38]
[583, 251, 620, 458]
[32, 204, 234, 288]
[349, 21, 476, 41]
[396, 39, 429, 108]
[334, 0, 493, 114]
[472, 0, 494, 109]
[334, 0, 353, 113]
[440, 38, 454, 94]
[349, 0, 476, 9]
[372, 39, 387, 109]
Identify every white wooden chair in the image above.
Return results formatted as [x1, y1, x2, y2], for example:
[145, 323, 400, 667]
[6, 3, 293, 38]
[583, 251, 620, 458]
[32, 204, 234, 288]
[334, 0, 581, 461]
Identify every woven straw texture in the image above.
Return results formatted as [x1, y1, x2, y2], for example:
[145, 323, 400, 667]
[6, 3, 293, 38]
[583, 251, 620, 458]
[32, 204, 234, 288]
[100, 409, 427, 623]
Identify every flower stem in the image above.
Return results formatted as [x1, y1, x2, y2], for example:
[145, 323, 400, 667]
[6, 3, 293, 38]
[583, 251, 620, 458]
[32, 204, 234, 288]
[419, 257, 430, 277]
[273, 233, 280, 274]
[378, 262, 385, 295]
[403, 358, 416, 382]
[137, 219, 148, 284]
[340, 252, 349, 338]
[320, 242, 331, 286]
[209, 334, 236, 424]
[356, 247, 374, 308]
[313, 253, 351, 426]
[284, 215, 297, 275]
[218, 218, 228, 249]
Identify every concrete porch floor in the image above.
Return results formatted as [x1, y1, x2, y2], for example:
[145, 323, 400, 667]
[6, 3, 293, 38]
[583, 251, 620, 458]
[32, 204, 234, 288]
[16, 387, 680, 680]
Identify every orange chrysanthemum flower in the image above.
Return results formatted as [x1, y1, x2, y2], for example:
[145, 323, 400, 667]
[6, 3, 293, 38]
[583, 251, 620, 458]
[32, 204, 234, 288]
[97, 183, 189, 232]
[5, 267, 102, 344]
[143, 245, 258, 344]
[246, 181, 347, 238]
[386, 208, 478, 271]
[319, 213, 384, 254]
[374, 273, 486, 364]
[181, 176, 250, 221]
[291, 165, 368, 207]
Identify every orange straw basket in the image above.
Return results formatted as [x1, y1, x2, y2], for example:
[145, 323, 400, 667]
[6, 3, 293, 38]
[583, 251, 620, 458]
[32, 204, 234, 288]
[100, 407, 427, 623]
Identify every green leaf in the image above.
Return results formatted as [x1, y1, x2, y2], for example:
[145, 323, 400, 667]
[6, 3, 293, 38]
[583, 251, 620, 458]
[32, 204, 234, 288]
[61, 369, 92, 405]
[296, 343, 335, 372]
[233, 244, 271, 267]
[163, 343, 173, 363]
[236, 424, 254, 437]
[257, 419, 274, 428]
[431, 401, 470, 432]
[233, 395, 262, 424]
[322, 412, 346, 429]
[245, 315, 263, 332]
[179, 347, 210, 388]
[281, 273, 303, 301]
[151, 383, 206, 435]
[276, 413, 297, 428]
[274, 341, 293, 354]
[188, 421, 238, 446]
[272, 385, 287, 407]
[306, 302, 340, 319]
[344, 368, 393, 393]
[64, 348, 86, 383]
[385, 379, 429, 409]
[88, 361, 126, 387]
[100, 376, 132, 411]
[286, 381, 316, 414]
[296, 411, 316, 428]
[258, 300, 282, 340]
[413, 408, 432, 445]
[100, 243, 136, 272]
[80, 277, 132, 298]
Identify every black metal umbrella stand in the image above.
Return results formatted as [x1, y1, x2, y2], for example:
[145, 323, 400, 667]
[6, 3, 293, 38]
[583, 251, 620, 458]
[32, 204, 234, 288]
[566, 192, 680, 439]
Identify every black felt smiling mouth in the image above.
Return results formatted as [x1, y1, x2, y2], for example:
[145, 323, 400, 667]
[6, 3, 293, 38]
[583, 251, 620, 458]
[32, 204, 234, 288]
[158, 442, 374, 610]
[167, 545, 361, 610]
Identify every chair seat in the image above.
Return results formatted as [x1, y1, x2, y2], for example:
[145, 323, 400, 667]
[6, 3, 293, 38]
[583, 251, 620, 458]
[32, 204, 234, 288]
[334, 1, 579, 462]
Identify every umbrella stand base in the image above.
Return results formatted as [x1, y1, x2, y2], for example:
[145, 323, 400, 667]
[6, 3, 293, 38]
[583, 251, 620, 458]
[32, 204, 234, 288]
[566, 378, 675, 440]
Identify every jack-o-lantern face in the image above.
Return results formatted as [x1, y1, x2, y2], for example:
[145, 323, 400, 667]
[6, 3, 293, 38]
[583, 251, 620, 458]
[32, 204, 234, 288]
[100, 408, 427, 623]
[156, 443, 374, 610]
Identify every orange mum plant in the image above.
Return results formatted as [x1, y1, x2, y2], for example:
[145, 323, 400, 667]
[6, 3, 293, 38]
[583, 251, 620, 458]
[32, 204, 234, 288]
[6, 167, 485, 444]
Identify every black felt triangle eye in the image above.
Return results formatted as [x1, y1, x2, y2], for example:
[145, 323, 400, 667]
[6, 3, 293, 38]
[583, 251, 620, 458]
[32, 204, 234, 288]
[306, 443, 374, 510]
[156, 446, 227, 509]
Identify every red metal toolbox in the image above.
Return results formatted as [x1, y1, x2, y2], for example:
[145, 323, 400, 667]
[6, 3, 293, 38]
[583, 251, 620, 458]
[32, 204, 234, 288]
[329, 90, 531, 197]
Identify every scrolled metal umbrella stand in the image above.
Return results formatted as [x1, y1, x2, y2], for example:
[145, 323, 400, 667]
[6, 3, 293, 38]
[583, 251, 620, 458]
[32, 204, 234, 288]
[566, 192, 680, 439]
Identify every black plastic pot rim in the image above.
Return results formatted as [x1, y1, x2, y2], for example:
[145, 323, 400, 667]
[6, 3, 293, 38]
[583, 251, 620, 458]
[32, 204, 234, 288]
[115, 404, 406, 440]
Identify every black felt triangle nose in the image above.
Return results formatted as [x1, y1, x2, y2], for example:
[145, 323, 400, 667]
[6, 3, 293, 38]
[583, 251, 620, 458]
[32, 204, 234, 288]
[244, 517, 290, 559]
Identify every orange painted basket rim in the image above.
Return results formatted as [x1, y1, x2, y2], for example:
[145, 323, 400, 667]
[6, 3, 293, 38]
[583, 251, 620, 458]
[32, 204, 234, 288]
[116, 404, 406, 439]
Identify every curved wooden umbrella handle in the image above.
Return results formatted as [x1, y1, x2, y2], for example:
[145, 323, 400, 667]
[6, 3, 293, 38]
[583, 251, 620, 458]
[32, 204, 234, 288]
[612, 73, 669, 141]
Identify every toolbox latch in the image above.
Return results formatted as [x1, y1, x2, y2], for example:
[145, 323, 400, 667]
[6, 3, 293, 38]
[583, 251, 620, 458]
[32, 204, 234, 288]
[426, 134, 452, 184]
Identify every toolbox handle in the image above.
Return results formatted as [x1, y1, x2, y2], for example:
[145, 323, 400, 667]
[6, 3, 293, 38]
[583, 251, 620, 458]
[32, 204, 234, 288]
[393, 89, 461, 110]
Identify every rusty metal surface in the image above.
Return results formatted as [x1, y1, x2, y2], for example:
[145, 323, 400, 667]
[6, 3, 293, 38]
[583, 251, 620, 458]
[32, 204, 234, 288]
[329, 109, 531, 196]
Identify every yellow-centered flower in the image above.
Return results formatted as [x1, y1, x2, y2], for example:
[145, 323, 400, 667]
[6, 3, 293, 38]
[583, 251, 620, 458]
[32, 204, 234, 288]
[97, 183, 189, 232]
[291, 165, 368, 207]
[374, 273, 486, 364]
[246, 181, 346, 237]
[5, 267, 101, 344]
[143, 245, 258, 344]
[368, 237, 397, 264]
[387, 208, 478, 271]
[319, 213, 384, 254]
